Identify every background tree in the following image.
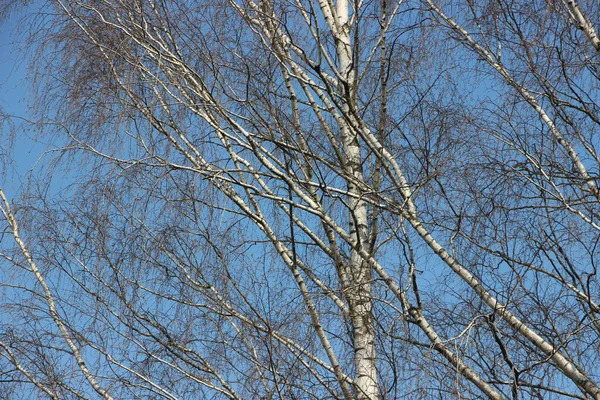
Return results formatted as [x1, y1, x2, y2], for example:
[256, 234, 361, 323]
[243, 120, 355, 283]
[1, 0, 600, 398]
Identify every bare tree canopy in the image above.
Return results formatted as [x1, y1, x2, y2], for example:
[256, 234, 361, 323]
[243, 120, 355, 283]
[1, 0, 600, 398]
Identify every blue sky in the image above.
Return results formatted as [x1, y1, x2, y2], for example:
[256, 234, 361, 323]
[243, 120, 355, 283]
[0, 7, 45, 200]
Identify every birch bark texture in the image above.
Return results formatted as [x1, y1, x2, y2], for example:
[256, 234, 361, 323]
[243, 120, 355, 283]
[1, 0, 600, 398]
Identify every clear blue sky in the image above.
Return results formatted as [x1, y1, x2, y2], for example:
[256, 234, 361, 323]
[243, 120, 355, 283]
[0, 6, 46, 200]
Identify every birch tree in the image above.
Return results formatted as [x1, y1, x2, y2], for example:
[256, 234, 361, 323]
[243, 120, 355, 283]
[1, 0, 600, 398]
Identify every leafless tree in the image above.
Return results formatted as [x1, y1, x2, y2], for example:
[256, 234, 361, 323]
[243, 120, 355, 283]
[1, 0, 600, 398]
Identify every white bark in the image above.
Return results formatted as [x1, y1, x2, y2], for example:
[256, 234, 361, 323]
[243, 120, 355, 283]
[0, 190, 114, 400]
[563, 0, 600, 52]
[329, 0, 378, 397]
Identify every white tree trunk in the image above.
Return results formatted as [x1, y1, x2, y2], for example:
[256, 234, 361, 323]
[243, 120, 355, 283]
[335, 0, 378, 397]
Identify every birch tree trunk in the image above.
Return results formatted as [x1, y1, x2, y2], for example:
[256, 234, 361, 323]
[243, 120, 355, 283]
[334, 0, 378, 397]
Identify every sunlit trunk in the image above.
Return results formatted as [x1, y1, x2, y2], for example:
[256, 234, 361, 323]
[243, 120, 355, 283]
[335, 0, 378, 397]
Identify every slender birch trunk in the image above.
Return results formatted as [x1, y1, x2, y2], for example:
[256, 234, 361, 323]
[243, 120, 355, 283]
[335, 0, 378, 398]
